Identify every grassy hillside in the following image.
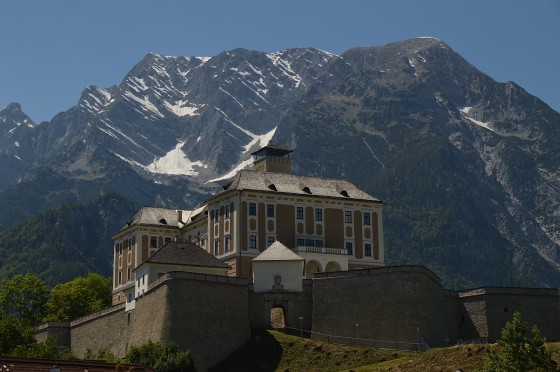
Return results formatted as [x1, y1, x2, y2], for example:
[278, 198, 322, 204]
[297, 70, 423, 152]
[210, 329, 414, 372]
[212, 330, 560, 372]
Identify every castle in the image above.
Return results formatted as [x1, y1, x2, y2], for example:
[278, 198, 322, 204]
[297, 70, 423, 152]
[36, 146, 560, 371]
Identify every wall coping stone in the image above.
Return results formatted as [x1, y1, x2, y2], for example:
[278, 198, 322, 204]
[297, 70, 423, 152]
[313, 265, 441, 286]
[147, 271, 249, 293]
[70, 303, 125, 327]
[458, 286, 559, 298]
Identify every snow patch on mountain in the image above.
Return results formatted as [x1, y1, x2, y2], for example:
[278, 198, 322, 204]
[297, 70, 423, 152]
[123, 91, 164, 118]
[147, 141, 207, 176]
[265, 51, 303, 88]
[459, 107, 496, 133]
[163, 100, 204, 117]
[207, 157, 254, 183]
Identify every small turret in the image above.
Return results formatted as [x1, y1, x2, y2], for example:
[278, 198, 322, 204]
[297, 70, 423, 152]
[251, 145, 293, 174]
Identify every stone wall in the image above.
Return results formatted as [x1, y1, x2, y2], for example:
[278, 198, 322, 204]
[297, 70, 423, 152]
[35, 322, 71, 347]
[70, 304, 128, 357]
[459, 287, 560, 342]
[312, 266, 446, 347]
[68, 272, 251, 372]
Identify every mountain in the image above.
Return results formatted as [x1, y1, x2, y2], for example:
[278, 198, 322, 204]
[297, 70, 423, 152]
[275, 37, 560, 288]
[0, 37, 558, 288]
[0, 193, 137, 286]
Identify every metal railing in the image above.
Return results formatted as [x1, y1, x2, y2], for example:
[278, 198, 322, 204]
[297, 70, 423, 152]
[294, 246, 347, 255]
[271, 323, 425, 352]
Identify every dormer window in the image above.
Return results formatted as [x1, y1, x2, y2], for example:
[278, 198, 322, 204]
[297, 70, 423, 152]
[302, 186, 312, 194]
[159, 218, 167, 224]
[267, 183, 278, 191]
[340, 190, 349, 197]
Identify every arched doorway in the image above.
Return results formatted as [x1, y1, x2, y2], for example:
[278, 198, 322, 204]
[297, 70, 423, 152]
[305, 260, 322, 279]
[325, 261, 341, 272]
[270, 305, 286, 329]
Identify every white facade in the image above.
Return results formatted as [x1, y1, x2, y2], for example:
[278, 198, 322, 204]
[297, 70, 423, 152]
[252, 260, 304, 292]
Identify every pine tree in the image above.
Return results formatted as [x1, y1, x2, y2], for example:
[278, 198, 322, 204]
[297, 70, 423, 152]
[480, 311, 557, 371]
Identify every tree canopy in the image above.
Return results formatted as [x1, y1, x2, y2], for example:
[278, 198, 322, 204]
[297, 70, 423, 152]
[44, 273, 112, 322]
[0, 273, 49, 324]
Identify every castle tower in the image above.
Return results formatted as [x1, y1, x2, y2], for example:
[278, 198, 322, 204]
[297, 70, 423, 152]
[252, 145, 293, 174]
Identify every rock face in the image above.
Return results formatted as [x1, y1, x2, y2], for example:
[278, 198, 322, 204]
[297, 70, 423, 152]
[1, 37, 559, 288]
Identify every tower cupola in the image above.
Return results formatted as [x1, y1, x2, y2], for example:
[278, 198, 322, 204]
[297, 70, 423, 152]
[251, 145, 293, 174]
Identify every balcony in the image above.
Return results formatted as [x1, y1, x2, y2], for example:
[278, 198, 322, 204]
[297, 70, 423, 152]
[293, 246, 347, 256]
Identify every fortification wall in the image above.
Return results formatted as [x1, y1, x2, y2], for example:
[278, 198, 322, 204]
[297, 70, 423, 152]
[35, 322, 71, 347]
[312, 266, 446, 347]
[459, 287, 560, 342]
[441, 290, 461, 342]
[248, 279, 313, 330]
[68, 272, 250, 372]
[70, 304, 128, 357]
[162, 273, 251, 372]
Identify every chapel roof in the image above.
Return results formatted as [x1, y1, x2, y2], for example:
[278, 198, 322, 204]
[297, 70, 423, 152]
[218, 170, 382, 202]
[252, 241, 305, 262]
[142, 241, 229, 269]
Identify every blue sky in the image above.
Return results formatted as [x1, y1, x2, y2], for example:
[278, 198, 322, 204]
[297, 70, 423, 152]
[1, 0, 559, 123]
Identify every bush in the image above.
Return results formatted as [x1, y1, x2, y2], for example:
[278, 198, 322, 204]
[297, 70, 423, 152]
[124, 340, 197, 372]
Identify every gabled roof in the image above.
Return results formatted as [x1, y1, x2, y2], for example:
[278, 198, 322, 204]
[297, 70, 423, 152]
[218, 170, 382, 202]
[141, 241, 229, 269]
[253, 241, 304, 262]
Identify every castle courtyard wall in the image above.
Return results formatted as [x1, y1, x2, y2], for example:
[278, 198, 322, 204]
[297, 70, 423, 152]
[312, 266, 446, 347]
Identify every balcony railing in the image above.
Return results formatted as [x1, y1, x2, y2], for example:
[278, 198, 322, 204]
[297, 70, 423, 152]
[294, 246, 347, 256]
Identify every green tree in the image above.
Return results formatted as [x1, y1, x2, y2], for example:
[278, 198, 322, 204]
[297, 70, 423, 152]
[481, 311, 557, 371]
[44, 273, 112, 321]
[124, 340, 197, 372]
[0, 315, 36, 354]
[0, 273, 49, 324]
[11, 337, 74, 360]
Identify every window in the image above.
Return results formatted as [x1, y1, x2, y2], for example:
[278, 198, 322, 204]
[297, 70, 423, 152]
[249, 235, 257, 249]
[267, 236, 275, 247]
[296, 207, 304, 220]
[365, 243, 372, 256]
[306, 239, 315, 247]
[315, 240, 324, 248]
[128, 238, 132, 251]
[225, 236, 230, 253]
[127, 267, 131, 280]
[315, 208, 323, 221]
[214, 240, 220, 255]
[225, 205, 230, 219]
[345, 211, 352, 223]
[142, 275, 145, 285]
[150, 236, 158, 248]
[296, 238, 305, 246]
[267, 204, 275, 217]
[346, 242, 353, 255]
[364, 212, 371, 225]
[249, 203, 257, 216]
[118, 271, 122, 284]
[215, 208, 220, 223]
[127, 293, 133, 303]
